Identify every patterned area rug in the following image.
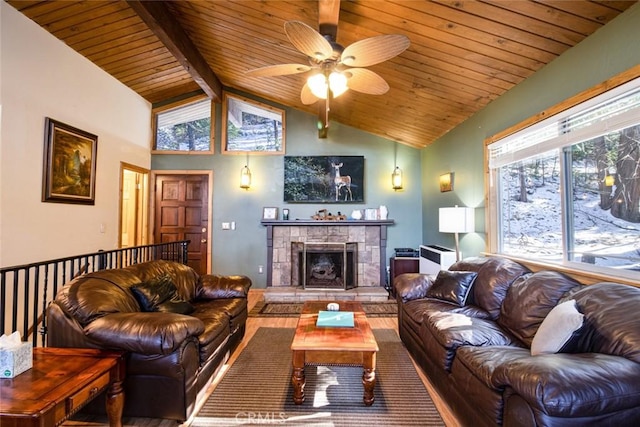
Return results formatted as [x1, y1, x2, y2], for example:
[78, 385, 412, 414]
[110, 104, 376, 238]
[192, 327, 444, 426]
[249, 301, 398, 317]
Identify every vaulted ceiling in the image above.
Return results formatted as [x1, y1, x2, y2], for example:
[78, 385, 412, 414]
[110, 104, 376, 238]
[7, 0, 638, 148]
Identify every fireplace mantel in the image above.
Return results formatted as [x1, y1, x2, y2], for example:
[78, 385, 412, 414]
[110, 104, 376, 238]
[261, 220, 394, 226]
[261, 220, 394, 288]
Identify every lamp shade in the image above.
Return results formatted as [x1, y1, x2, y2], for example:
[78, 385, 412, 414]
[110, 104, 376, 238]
[439, 206, 474, 233]
[240, 165, 251, 189]
[392, 166, 403, 190]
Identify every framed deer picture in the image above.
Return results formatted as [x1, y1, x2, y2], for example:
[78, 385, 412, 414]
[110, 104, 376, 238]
[284, 156, 364, 203]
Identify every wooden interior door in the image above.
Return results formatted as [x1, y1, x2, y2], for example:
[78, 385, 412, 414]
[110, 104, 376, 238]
[154, 174, 208, 275]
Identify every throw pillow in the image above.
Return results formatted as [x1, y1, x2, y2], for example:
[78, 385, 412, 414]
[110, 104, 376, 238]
[531, 299, 584, 356]
[425, 270, 478, 306]
[131, 275, 186, 312]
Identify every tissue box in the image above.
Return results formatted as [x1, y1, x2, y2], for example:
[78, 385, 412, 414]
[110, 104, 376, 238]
[0, 341, 33, 378]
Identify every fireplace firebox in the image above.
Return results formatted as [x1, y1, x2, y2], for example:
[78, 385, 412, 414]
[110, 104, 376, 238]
[292, 242, 357, 290]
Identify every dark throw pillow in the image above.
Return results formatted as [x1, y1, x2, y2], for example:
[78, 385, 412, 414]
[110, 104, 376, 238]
[425, 270, 478, 306]
[130, 275, 194, 314]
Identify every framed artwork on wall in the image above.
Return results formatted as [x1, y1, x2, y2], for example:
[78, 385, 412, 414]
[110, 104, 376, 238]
[42, 117, 98, 205]
[221, 92, 285, 155]
[284, 156, 365, 203]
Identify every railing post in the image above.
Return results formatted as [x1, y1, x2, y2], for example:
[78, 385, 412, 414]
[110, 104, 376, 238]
[98, 249, 106, 271]
[180, 241, 189, 265]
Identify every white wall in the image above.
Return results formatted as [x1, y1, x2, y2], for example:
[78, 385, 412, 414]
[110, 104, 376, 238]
[0, 2, 152, 266]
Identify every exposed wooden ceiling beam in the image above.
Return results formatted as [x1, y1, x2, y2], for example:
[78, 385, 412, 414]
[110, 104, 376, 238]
[126, 0, 223, 103]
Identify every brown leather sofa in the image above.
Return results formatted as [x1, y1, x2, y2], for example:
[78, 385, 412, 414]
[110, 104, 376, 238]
[47, 259, 251, 421]
[395, 256, 640, 426]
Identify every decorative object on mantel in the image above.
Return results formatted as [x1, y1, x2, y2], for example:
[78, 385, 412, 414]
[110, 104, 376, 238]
[439, 172, 454, 192]
[262, 207, 279, 220]
[284, 156, 364, 203]
[379, 205, 388, 220]
[282, 208, 289, 220]
[311, 209, 347, 221]
[351, 209, 363, 220]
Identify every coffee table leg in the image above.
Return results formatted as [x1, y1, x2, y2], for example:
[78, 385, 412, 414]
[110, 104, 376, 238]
[106, 379, 124, 427]
[292, 350, 306, 404]
[362, 351, 376, 406]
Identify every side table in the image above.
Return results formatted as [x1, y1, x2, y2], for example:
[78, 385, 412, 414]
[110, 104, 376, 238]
[0, 347, 125, 427]
[389, 256, 419, 298]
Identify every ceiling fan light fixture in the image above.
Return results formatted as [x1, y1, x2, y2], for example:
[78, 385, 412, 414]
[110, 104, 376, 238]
[307, 72, 348, 99]
[308, 73, 328, 98]
[329, 71, 348, 97]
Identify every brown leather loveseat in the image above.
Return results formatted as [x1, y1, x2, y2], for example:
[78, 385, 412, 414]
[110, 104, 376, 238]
[395, 256, 640, 426]
[47, 259, 251, 421]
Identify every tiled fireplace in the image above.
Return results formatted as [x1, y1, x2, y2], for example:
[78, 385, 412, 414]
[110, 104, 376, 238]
[261, 220, 393, 302]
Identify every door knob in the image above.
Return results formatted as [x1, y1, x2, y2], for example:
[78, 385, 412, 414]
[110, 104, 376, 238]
[201, 239, 207, 243]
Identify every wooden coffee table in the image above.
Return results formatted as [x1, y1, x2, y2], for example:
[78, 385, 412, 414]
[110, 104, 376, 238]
[291, 301, 379, 406]
[0, 347, 125, 427]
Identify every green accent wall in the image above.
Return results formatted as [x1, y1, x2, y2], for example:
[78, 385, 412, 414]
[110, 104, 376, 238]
[152, 95, 422, 287]
[422, 2, 640, 259]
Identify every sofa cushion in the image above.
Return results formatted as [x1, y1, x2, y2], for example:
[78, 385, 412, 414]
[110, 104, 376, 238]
[64, 272, 142, 326]
[531, 299, 584, 356]
[454, 346, 532, 390]
[426, 270, 477, 306]
[424, 311, 523, 352]
[451, 257, 530, 320]
[498, 271, 581, 347]
[569, 283, 640, 363]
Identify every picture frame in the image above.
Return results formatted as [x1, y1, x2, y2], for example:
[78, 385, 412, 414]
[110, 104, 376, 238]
[221, 92, 285, 155]
[439, 172, 454, 192]
[262, 207, 279, 220]
[284, 156, 365, 203]
[42, 117, 98, 205]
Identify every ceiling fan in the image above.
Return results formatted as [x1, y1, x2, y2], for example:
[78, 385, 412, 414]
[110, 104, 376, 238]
[245, 0, 409, 137]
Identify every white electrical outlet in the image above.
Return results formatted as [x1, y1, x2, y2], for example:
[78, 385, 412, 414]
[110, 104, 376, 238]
[222, 222, 230, 230]
[258, 265, 264, 274]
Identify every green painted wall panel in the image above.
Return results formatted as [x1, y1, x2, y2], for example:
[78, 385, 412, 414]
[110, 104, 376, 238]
[153, 97, 422, 287]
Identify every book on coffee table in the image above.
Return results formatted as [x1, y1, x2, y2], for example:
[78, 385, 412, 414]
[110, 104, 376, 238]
[316, 310, 355, 327]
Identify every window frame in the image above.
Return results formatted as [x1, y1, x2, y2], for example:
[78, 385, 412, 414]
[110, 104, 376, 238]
[151, 95, 214, 155]
[485, 66, 640, 283]
[221, 92, 286, 155]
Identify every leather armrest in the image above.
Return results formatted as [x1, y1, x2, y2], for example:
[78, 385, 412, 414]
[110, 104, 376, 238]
[493, 353, 640, 417]
[394, 273, 433, 302]
[84, 312, 204, 355]
[198, 274, 252, 299]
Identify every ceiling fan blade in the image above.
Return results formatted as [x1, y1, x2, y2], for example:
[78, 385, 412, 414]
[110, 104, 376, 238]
[284, 21, 333, 61]
[341, 34, 410, 67]
[245, 63, 311, 77]
[344, 68, 390, 95]
[301, 83, 319, 105]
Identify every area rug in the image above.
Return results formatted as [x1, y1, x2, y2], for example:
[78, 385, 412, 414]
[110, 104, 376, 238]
[249, 301, 398, 317]
[192, 327, 444, 426]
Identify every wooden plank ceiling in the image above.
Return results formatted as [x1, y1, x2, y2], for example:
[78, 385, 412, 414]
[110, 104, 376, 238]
[7, 0, 637, 148]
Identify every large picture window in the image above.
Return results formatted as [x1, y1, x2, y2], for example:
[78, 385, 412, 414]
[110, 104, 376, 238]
[488, 78, 640, 279]
[153, 97, 213, 153]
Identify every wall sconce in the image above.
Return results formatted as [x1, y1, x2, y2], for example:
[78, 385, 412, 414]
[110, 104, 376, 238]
[439, 172, 454, 192]
[392, 166, 403, 190]
[439, 205, 474, 262]
[240, 165, 251, 189]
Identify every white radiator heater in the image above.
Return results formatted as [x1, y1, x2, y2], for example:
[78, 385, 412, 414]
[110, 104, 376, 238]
[419, 245, 456, 275]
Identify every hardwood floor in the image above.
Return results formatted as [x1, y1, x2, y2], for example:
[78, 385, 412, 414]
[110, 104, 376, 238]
[64, 289, 460, 427]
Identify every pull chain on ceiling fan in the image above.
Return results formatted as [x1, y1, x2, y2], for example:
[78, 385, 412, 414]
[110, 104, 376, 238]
[246, 1, 409, 137]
